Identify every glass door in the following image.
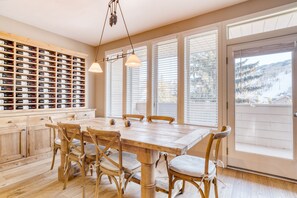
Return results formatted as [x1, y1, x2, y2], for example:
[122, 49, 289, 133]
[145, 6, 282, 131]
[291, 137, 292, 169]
[227, 35, 297, 179]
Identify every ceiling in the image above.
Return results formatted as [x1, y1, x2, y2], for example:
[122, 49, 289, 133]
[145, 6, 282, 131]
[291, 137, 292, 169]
[0, 0, 246, 46]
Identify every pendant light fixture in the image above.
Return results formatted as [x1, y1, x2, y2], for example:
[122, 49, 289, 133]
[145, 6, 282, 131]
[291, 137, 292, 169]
[89, 0, 141, 73]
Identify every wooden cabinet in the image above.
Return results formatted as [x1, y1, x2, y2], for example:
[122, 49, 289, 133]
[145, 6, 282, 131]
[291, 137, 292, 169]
[0, 109, 95, 166]
[76, 111, 95, 120]
[27, 115, 51, 156]
[0, 116, 27, 163]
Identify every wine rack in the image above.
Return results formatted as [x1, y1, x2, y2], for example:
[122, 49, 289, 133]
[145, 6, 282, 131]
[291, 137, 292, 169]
[72, 56, 86, 108]
[0, 33, 87, 111]
[0, 38, 14, 110]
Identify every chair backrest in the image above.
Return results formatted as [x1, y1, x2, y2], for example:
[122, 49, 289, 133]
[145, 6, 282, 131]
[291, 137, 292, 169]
[50, 114, 76, 140]
[122, 114, 145, 121]
[204, 126, 231, 176]
[147, 115, 175, 124]
[87, 127, 123, 173]
[57, 123, 84, 156]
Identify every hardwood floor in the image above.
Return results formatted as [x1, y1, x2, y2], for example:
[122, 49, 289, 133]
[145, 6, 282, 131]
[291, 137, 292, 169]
[0, 156, 296, 198]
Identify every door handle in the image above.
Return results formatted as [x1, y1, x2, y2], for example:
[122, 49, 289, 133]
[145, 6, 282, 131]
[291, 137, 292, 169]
[294, 113, 297, 117]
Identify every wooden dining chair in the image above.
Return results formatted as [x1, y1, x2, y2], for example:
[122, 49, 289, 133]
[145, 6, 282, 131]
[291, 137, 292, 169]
[58, 123, 96, 198]
[87, 127, 141, 198]
[49, 114, 77, 170]
[122, 114, 145, 121]
[167, 126, 231, 198]
[147, 115, 175, 168]
[147, 115, 175, 124]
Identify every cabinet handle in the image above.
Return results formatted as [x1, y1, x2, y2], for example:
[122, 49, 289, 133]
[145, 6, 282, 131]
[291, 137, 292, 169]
[84, 114, 87, 116]
[21, 129, 26, 132]
[40, 118, 44, 120]
[8, 121, 12, 123]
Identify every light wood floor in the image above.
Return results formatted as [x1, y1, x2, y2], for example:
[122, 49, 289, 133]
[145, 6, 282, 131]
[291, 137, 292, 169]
[0, 156, 297, 198]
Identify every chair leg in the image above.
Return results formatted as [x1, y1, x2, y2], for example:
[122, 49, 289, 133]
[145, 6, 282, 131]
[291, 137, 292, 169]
[203, 180, 211, 198]
[213, 178, 219, 198]
[108, 176, 113, 184]
[90, 164, 93, 176]
[63, 161, 71, 190]
[155, 152, 162, 168]
[168, 172, 173, 198]
[119, 177, 124, 198]
[81, 162, 86, 198]
[179, 180, 186, 194]
[50, 147, 58, 170]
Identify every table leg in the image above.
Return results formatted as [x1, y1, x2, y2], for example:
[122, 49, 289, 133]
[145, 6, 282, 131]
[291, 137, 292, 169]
[137, 149, 158, 198]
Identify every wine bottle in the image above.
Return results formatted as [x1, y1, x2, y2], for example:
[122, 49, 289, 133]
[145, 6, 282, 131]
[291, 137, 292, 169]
[3, 106, 13, 110]
[0, 53, 13, 59]
[17, 51, 31, 57]
[0, 39, 13, 46]
[39, 49, 51, 55]
[0, 60, 13, 65]
[0, 73, 13, 78]
[3, 92, 13, 97]
[17, 44, 35, 51]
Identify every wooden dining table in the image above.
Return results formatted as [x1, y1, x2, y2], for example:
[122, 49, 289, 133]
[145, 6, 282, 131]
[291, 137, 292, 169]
[46, 117, 211, 198]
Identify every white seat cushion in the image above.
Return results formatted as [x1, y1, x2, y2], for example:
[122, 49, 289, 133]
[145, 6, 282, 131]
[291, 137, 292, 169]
[71, 143, 101, 157]
[169, 155, 216, 178]
[100, 152, 141, 172]
[54, 138, 80, 146]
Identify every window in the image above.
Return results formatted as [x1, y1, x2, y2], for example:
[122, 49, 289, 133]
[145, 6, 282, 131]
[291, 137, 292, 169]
[184, 30, 218, 127]
[153, 38, 178, 118]
[126, 46, 147, 115]
[106, 52, 123, 117]
[228, 7, 297, 39]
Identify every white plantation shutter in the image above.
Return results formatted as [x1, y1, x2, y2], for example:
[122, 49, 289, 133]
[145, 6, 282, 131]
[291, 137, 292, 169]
[153, 38, 178, 118]
[126, 46, 147, 115]
[184, 30, 218, 127]
[106, 52, 123, 117]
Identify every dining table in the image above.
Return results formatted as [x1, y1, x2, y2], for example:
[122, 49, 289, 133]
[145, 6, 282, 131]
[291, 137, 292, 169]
[46, 117, 211, 198]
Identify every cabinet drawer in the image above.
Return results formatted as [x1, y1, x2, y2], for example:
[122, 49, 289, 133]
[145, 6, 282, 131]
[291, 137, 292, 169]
[27, 115, 50, 126]
[76, 111, 95, 120]
[0, 116, 27, 128]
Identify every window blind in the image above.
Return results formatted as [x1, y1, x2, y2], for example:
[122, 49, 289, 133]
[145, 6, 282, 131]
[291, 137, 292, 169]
[126, 46, 147, 115]
[184, 30, 218, 127]
[106, 52, 123, 117]
[153, 38, 178, 118]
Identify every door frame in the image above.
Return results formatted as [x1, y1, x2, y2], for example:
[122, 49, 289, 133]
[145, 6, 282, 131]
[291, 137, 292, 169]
[227, 34, 297, 180]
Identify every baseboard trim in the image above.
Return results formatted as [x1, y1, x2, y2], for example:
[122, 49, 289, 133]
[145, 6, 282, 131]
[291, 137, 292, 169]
[0, 152, 52, 172]
[227, 165, 297, 184]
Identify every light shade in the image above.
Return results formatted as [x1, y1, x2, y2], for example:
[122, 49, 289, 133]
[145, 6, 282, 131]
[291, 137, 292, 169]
[88, 62, 103, 73]
[125, 54, 141, 67]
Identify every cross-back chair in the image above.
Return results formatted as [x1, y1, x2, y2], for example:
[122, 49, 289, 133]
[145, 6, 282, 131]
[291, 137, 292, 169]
[168, 126, 231, 198]
[122, 114, 145, 121]
[146, 115, 175, 168]
[87, 127, 141, 198]
[49, 114, 77, 170]
[147, 115, 175, 124]
[58, 123, 96, 198]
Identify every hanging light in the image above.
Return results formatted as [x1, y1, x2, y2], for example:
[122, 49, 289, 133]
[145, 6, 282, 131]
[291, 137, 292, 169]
[88, 62, 103, 73]
[89, 0, 141, 73]
[125, 53, 141, 67]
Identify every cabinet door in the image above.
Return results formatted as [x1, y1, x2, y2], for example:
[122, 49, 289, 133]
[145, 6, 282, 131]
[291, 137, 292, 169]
[0, 117, 27, 163]
[27, 115, 52, 156]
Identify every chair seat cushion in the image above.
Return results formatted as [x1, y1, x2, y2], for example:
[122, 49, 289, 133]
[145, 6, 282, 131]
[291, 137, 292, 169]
[169, 155, 216, 178]
[54, 138, 80, 146]
[72, 143, 103, 157]
[100, 152, 140, 172]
